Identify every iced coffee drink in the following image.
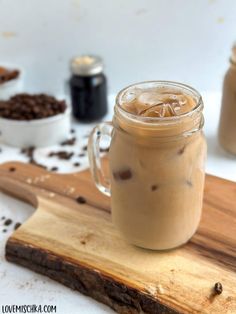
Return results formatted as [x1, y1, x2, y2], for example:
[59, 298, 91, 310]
[89, 81, 206, 250]
[218, 44, 236, 155]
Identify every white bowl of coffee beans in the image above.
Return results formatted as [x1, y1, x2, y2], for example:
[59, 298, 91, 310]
[0, 93, 71, 147]
[0, 64, 24, 100]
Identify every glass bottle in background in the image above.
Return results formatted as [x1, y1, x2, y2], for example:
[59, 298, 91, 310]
[69, 55, 108, 122]
[218, 44, 236, 155]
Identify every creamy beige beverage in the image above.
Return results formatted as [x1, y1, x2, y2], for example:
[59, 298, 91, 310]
[89, 81, 206, 250]
[218, 45, 236, 155]
[109, 82, 206, 250]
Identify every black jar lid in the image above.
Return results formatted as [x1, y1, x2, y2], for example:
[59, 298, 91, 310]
[71, 55, 103, 76]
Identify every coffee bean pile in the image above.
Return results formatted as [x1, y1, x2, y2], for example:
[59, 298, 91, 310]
[0, 67, 19, 84]
[0, 93, 67, 120]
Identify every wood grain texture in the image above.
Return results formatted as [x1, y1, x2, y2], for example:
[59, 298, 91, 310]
[0, 161, 235, 314]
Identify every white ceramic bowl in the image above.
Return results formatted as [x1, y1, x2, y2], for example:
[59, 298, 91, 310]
[0, 107, 71, 148]
[0, 63, 24, 100]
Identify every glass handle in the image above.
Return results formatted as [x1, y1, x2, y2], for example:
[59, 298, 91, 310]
[88, 122, 113, 197]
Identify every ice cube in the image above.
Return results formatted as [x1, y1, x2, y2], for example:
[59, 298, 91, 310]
[137, 91, 163, 106]
[140, 103, 165, 117]
[122, 88, 142, 103]
[121, 88, 196, 117]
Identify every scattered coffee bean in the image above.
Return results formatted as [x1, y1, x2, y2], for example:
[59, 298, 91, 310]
[0, 67, 19, 84]
[48, 151, 74, 160]
[70, 129, 75, 134]
[0, 94, 66, 120]
[96, 131, 101, 136]
[186, 180, 193, 187]
[4, 219, 12, 226]
[78, 153, 85, 157]
[21, 146, 35, 159]
[60, 137, 76, 146]
[9, 167, 16, 172]
[214, 282, 223, 295]
[80, 240, 86, 245]
[14, 222, 21, 230]
[151, 185, 158, 191]
[74, 162, 80, 167]
[77, 196, 86, 204]
[82, 145, 87, 151]
[29, 158, 47, 169]
[2, 229, 7, 233]
[113, 169, 133, 181]
[1, 216, 5, 220]
[0, 148, 2, 153]
[51, 166, 58, 172]
[178, 146, 186, 155]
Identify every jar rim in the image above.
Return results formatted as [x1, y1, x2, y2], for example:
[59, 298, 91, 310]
[115, 80, 203, 124]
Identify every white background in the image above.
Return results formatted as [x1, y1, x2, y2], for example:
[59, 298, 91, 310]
[0, 0, 236, 95]
[0, 1, 236, 314]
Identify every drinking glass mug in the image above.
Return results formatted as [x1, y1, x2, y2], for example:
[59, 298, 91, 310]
[88, 81, 206, 250]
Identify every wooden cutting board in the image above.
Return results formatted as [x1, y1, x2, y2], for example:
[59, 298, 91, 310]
[0, 161, 235, 314]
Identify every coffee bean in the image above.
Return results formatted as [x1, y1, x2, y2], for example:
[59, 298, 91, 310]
[2, 229, 7, 233]
[0, 67, 19, 84]
[74, 162, 80, 167]
[151, 185, 158, 191]
[29, 159, 47, 169]
[1, 216, 5, 220]
[70, 129, 75, 134]
[82, 145, 87, 151]
[214, 282, 223, 295]
[48, 151, 74, 160]
[14, 222, 21, 230]
[51, 167, 58, 172]
[113, 169, 133, 181]
[78, 153, 85, 157]
[77, 196, 86, 204]
[4, 219, 12, 226]
[60, 137, 76, 146]
[21, 146, 35, 158]
[9, 167, 16, 172]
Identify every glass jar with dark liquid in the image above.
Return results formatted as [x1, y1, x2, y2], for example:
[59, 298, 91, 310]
[69, 55, 108, 122]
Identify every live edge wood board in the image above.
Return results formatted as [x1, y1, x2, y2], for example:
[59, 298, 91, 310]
[0, 161, 235, 314]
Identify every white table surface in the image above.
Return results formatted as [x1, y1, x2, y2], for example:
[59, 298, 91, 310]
[0, 91, 235, 314]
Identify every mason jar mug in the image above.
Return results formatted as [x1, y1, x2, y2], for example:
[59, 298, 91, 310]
[88, 81, 206, 250]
